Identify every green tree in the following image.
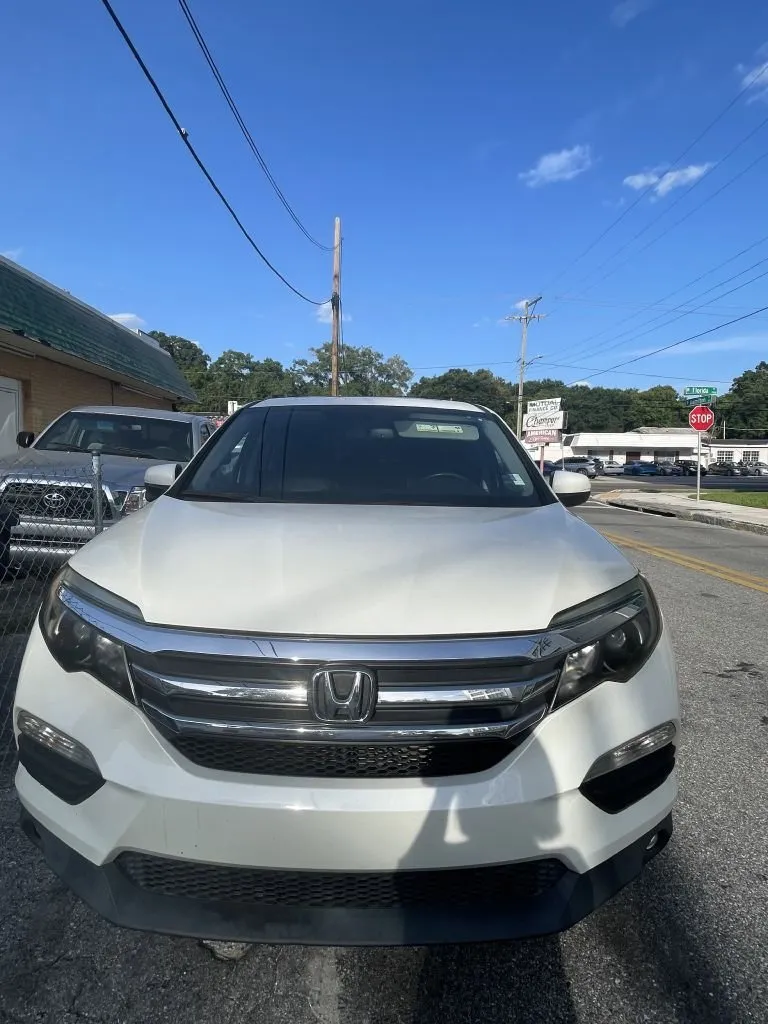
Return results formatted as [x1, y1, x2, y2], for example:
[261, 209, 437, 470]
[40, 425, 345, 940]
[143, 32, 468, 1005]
[409, 368, 514, 416]
[292, 342, 412, 396]
[716, 361, 768, 435]
[148, 331, 209, 373]
[201, 351, 301, 412]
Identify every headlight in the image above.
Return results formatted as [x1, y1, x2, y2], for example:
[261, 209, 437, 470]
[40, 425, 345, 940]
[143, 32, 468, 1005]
[39, 568, 137, 702]
[117, 486, 147, 515]
[551, 575, 661, 710]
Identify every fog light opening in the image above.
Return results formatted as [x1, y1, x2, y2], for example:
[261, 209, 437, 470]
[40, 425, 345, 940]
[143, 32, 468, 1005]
[16, 710, 100, 773]
[645, 833, 659, 852]
[583, 721, 677, 783]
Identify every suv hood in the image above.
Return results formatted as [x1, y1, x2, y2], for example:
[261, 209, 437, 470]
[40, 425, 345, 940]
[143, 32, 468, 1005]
[0, 449, 166, 489]
[71, 498, 636, 637]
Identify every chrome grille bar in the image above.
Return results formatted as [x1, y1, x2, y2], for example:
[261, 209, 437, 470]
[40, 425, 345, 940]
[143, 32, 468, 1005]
[142, 701, 549, 744]
[131, 665, 559, 710]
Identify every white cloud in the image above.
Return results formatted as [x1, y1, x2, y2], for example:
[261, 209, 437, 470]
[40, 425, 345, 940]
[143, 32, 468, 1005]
[630, 334, 768, 357]
[1, 248, 22, 261]
[610, 0, 654, 28]
[315, 301, 351, 325]
[109, 313, 146, 331]
[623, 162, 714, 198]
[737, 49, 768, 103]
[518, 145, 594, 188]
[571, 380, 593, 387]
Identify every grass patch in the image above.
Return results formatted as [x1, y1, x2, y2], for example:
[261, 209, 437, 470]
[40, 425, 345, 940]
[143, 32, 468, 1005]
[691, 491, 768, 508]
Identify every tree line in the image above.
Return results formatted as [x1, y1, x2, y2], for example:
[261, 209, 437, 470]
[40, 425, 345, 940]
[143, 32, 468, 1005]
[149, 332, 768, 437]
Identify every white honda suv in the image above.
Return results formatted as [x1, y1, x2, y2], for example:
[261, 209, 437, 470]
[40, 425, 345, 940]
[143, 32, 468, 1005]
[14, 398, 678, 945]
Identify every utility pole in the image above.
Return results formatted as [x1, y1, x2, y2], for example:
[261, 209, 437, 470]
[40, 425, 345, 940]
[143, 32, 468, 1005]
[330, 216, 341, 397]
[506, 296, 546, 436]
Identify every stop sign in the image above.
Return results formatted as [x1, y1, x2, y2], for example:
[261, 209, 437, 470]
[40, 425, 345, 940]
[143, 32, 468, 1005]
[689, 405, 715, 432]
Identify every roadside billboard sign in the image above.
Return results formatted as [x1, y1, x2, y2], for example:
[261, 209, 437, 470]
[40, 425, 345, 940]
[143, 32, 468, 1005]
[522, 410, 565, 432]
[524, 428, 561, 445]
[526, 397, 562, 414]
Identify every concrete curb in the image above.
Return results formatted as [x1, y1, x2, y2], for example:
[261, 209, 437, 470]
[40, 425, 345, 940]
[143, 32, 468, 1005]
[599, 491, 768, 537]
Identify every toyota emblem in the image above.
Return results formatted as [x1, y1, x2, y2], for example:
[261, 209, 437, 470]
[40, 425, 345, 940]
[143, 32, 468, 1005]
[43, 491, 67, 511]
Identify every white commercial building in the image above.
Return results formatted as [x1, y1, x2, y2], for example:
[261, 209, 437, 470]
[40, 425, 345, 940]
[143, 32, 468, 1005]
[704, 438, 768, 465]
[538, 427, 711, 466]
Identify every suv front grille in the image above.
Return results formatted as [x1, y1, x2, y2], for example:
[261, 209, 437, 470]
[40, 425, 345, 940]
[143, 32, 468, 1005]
[117, 852, 566, 909]
[129, 651, 563, 780]
[172, 735, 521, 778]
[0, 480, 111, 521]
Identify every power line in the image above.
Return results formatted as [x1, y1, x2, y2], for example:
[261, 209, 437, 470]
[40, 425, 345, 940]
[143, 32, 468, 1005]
[410, 358, 732, 384]
[565, 303, 768, 386]
[546, 229, 768, 362]
[542, 62, 768, 296]
[557, 109, 768, 303]
[176, 0, 332, 252]
[566, 254, 768, 366]
[551, 295, 768, 319]
[98, 0, 326, 305]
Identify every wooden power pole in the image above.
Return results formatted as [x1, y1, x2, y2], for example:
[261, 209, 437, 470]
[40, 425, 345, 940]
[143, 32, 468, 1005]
[506, 296, 545, 436]
[330, 216, 341, 397]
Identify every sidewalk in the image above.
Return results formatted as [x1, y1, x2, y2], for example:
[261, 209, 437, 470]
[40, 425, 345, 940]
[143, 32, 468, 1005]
[599, 488, 768, 537]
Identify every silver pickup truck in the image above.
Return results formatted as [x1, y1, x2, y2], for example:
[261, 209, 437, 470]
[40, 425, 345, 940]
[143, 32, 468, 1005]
[0, 406, 215, 573]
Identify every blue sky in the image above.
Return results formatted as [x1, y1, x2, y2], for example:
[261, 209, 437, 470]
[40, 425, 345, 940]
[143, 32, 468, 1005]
[2, 0, 767, 394]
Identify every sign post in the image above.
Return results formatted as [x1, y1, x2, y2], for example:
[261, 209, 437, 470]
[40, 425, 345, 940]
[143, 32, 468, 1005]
[689, 405, 715, 502]
[524, 398, 563, 475]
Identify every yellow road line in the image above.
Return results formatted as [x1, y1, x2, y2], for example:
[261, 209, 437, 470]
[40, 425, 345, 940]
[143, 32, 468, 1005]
[601, 530, 768, 595]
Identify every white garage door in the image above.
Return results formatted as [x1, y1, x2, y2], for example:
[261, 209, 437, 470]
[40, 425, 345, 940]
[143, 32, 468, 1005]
[0, 377, 21, 458]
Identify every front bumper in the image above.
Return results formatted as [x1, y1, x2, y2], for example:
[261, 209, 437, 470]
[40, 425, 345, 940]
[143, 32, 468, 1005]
[20, 806, 672, 945]
[14, 622, 679, 945]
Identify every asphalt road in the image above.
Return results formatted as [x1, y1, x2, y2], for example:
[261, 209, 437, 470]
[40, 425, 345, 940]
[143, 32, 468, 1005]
[591, 474, 768, 493]
[1, 506, 767, 1023]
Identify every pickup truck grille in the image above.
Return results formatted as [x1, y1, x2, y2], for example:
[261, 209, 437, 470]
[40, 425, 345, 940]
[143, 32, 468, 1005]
[127, 650, 563, 779]
[0, 480, 112, 521]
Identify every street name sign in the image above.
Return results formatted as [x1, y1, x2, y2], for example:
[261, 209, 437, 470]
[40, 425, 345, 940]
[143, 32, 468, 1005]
[683, 386, 717, 397]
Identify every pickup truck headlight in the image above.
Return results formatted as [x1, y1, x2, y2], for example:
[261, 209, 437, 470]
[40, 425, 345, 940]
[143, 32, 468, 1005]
[112, 486, 147, 515]
[39, 568, 137, 702]
[551, 575, 661, 710]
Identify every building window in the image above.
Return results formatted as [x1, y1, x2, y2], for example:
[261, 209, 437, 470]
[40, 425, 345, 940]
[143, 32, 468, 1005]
[743, 450, 759, 463]
[717, 450, 734, 463]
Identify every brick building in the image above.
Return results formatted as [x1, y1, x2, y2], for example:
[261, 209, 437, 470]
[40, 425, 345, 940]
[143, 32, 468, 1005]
[0, 256, 195, 456]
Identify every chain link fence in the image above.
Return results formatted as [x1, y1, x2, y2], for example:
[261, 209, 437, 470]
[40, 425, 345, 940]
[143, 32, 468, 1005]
[0, 452, 109, 783]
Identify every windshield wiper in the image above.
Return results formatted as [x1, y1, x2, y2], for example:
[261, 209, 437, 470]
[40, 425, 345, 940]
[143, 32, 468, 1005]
[37, 442, 91, 453]
[100, 445, 158, 458]
[176, 491, 253, 502]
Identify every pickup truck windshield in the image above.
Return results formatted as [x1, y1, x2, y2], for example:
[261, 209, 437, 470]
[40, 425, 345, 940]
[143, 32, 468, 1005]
[177, 404, 553, 508]
[36, 412, 193, 462]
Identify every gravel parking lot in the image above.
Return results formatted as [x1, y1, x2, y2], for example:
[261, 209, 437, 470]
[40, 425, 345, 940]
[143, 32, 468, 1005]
[1, 512, 766, 1023]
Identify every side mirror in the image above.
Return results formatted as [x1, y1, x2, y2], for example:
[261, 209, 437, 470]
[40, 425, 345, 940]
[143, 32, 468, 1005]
[551, 469, 591, 508]
[16, 431, 35, 449]
[144, 462, 181, 502]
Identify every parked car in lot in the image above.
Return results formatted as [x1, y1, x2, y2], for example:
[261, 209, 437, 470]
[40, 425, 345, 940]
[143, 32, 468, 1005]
[654, 462, 683, 476]
[708, 461, 740, 477]
[601, 460, 624, 476]
[15, 397, 679, 946]
[623, 461, 659, 476]
[674, 460, 707, 477]
[561, 457, 598, 478]
[742, 461, 768, 476]
[0, 407, 215, 571]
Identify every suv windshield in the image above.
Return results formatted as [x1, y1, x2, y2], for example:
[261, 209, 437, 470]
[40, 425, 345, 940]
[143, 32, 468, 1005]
[176, 404, 554, 508]
[36, 412, 193, 462]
